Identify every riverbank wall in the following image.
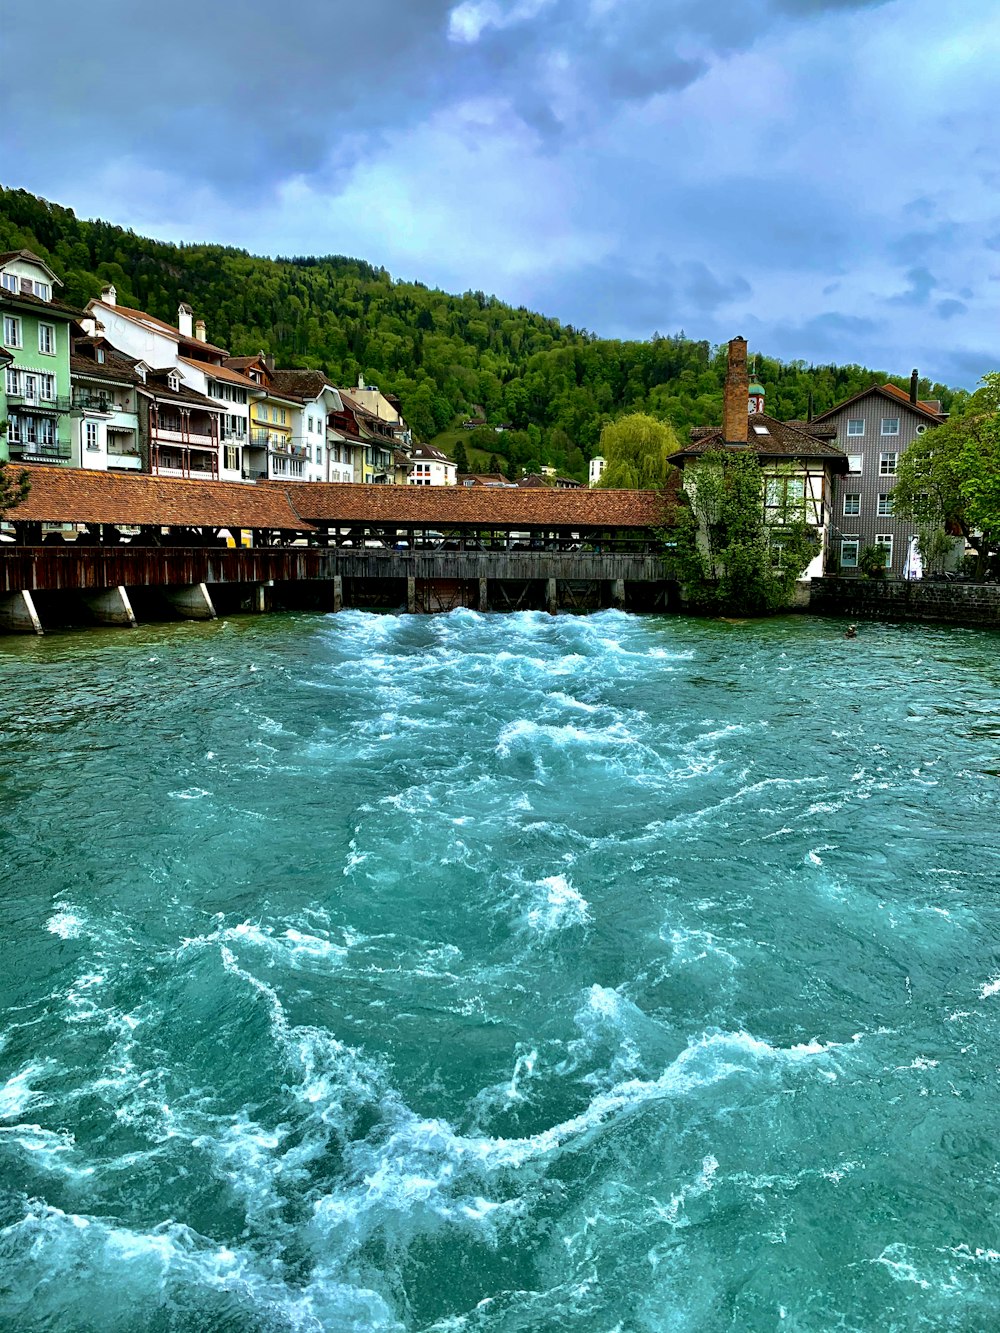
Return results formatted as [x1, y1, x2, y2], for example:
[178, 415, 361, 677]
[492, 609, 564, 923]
[810, 577, 1000, 627]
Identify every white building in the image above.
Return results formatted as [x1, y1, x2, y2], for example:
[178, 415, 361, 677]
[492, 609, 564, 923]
[70, 339, 142, 472]
[178, 358, 258, 483]
[269, 370, 346, 483]
[589, 456, 607, 487]
[407, 443, 457, 486]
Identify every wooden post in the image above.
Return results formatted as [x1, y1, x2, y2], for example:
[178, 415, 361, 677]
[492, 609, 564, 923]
[407, 576, 417, 614]
[333, 574, 343, 613]
[478, 577, 488, 612]
[546, 577, 557, 616]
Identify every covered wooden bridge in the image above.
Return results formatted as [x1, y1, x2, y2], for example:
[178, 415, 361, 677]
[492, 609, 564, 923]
[0, 466, 676, 631]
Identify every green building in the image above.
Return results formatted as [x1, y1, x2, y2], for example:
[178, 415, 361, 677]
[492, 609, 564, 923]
[1, 250, 79, 465]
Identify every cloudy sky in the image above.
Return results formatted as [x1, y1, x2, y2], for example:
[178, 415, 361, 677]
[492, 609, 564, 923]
[4, 0, 998, 385]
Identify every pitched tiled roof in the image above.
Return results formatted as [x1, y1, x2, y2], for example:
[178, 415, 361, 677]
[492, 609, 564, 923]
[0, 288, 84, 320]
[811, 384, 945, 426]
[283, 483, 670, 528]
[178, 356, 259, 390]
[140, 375, 222, 411]
[673, 413, 848, 465]
[0, 249, 62, 283]
[10, 467, 313, 530]
[410, 444, 452, 464]
[88, 300, 230, 357]
[269, 369, 336, 401]
[70, 354, 141, 386]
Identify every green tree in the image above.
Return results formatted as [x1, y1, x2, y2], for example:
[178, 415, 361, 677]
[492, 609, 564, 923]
[595, 413, 679, 489]
[453, 440, 469, 474]
[893, 374, 1000, 578]
[0, 460, 30, 518]
[671, 450, 818, 614]
[488, 453, 503, 475]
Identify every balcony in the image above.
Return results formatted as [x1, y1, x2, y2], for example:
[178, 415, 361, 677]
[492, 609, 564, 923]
[7, 394, 71, 412]
[152, 426, 216, 449]
[250, 428, 284, 450]
[8, 440, 72, 461]
[72, 393, 129, 413]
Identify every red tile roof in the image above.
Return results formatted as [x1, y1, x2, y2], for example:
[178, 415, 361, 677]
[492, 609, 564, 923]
[283, 482, 670, 528]
[89, 300, 230, 357]
[811, 384, 945, 426]
[178, 356, 259, 390]
[673, 413, 848, 465]
[10, 467, 313, 530]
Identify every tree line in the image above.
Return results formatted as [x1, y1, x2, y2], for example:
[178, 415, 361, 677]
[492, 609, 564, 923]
[0, 187, 965, 482]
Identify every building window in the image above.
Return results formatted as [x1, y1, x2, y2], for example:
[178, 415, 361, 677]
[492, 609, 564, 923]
[167, 372, 179, 392]
[33, 281, 50, 301]
[4, 367, 18, 395]
[877, 492, 894, 516]
[315, 446, 322, 464]
[846, 454, 862, 474]
[881, 418, 900, 436]
[847, 419, 865, 436]
[37, 418, 55, 448]
[289, 459, 303, 477]
[224, 444, 239, 471]
[38, 323, 55, 355]
[280, 408, 287, 426]
[1, 273, 16, 293]
[270, 406, 278, 424]
[840, 538, 860, 569]
[41, 374, 56, 401]
[85, 421, 99, 452]
[879, 452, 898, 476]
[843, 493, 861, 516]
[3, 315, 22, 348]
[875, 534, 893, 567]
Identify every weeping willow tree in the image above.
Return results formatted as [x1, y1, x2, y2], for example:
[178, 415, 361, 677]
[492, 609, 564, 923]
[595, 413, 679, 489]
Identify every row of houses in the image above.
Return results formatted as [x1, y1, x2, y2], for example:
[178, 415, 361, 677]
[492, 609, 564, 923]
[0, 248, 457, 488]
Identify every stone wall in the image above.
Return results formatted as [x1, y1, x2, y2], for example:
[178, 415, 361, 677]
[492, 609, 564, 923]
[810, 577, 1000, 626]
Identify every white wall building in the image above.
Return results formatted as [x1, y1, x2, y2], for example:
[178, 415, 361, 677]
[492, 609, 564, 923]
[589, 456, 607, 487]
[407, 443, 456, 486]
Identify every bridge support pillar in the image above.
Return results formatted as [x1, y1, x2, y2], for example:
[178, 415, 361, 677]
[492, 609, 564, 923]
[333, 575, 343, 613]
[83, 585, 137, 628]
[478, 577, 488, 612]
[546, 577, 558, 616]
[407, 576, 417, 614]
[163, 582, 216, 621]
[612, 578, 626, 610]
[0, 590, 43, 635]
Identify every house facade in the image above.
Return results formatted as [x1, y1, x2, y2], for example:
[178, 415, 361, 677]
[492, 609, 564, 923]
[811, 378, 946, 576]
[70, 339, 142, 471]
[1, 250, 79, 467]
[669, 336, 848, 580]
[269, 370, 346, 483]
[407, 442, 456, 486]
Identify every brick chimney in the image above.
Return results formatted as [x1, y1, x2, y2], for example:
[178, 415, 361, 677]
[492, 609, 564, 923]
[195, 319, 207, 343]
[723, 336, 749, 446]
[178, 303, 194, 338]
[909, 369, 919, 406]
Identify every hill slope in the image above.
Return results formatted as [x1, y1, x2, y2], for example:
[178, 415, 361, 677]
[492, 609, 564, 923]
[0, 187, 963, 481]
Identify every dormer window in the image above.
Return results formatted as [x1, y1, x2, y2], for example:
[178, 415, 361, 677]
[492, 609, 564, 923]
[96, 348, 105, 364]
[167, 372, 179, 392]
[34, 282, 50, 301]
[1, 273, 16, 293]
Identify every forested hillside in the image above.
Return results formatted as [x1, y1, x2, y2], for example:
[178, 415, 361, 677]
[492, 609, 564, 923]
[0, 187, 964, 481]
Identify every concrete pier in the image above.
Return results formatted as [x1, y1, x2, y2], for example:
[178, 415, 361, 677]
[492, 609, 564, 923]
[407, 576, 417, 614]
[0, 589, 43, 635]
[332, 575, 343, 613]
[82, 585, 137, 628]
[546, 577, 558, 616]
[163, 582, 217, 621]
[612, 578, 626, 610]
[478, 577, 488, 612]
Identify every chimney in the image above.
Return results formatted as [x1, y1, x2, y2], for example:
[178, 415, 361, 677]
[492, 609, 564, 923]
[909, 369, 919, 406]
[807, 390, 814, 422]
[722, 336, 750, 445]
[178, 303, 194, 338]
[101, 283, 117, 307]
[264, 353, 275, 373]
[195, 319, 207, 343]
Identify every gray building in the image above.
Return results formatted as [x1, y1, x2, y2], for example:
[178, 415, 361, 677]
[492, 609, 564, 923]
[811, 376, 945, 577]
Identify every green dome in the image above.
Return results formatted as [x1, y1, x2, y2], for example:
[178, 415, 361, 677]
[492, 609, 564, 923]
[749, 379, 765, 395]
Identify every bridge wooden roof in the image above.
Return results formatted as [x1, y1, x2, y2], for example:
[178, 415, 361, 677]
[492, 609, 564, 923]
[283, 482, 670, 528]
[6, 468, 669, 531]
[9, 467, 314, 531]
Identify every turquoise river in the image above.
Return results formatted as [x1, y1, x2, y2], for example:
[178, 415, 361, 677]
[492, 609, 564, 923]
[2, 609, 1000, 1332]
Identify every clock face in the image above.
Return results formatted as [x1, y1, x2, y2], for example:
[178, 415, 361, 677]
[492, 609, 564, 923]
[748, 395, 764, 414]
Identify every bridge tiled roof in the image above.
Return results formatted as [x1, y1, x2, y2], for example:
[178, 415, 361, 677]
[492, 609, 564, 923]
[283, 482, 670, 528]
[9, 467, 313, 531]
